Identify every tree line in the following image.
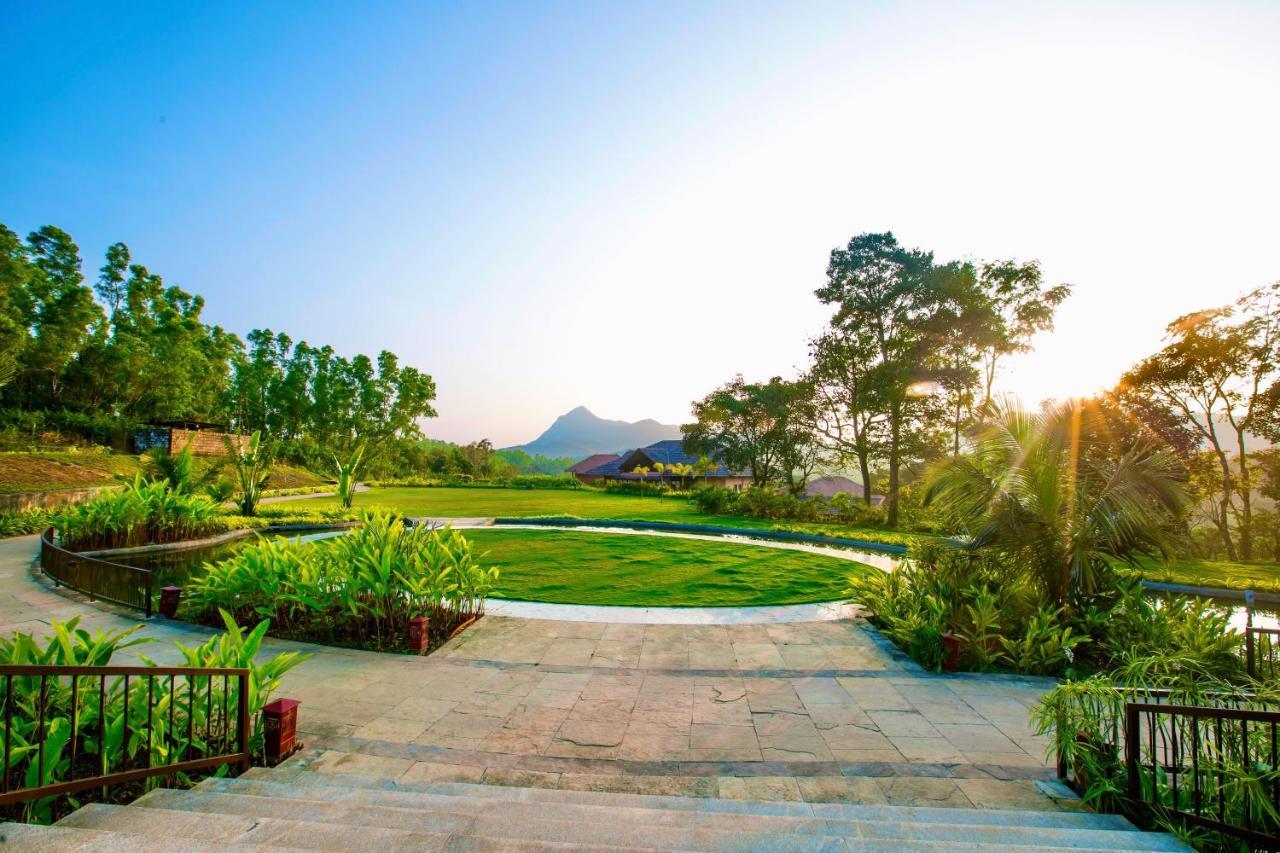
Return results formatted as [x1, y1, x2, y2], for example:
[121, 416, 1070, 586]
[686, 230, 1280, 560]
[0, 224, 437, 470]
[685, 231, 1070, 527]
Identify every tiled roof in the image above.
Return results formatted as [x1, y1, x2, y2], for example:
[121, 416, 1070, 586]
[568, 454, 620, 474]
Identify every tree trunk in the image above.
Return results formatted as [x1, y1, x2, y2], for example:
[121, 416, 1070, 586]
[1209, 441, 1238, 561]
[886, 402, 901, 528]
[1236, 426, 1253, 561]
[858, 448, 872, 506]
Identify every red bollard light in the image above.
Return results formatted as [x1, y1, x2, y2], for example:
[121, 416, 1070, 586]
[158, 586, 182, 618]
[262, 698, 301, 765]
[407, 615, 429, 653]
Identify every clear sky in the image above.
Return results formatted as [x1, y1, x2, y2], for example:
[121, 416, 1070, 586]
[3, 1, 1278, 447]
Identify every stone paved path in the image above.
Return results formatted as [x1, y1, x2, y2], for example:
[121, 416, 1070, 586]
[0, 534, 1068, 811]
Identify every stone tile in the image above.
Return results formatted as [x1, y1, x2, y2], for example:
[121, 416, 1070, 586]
[956, 778, 1058, 810]
[481, 767, 562, 789]
[352, 716, 430, 744]
[866, 710, 940, 738]
[876, 777, 974, 808]
[760, 736, 834, 761]
[820, 720, 895, 749]
[480, 726, 556, 755]
[400, 761, 486, 784]
[386, 696, 456, 723]
[797, 775, 889, 804]
[837, 678, 914, 711]
[306, 750, 413, 779]
[429, 711, 506, 740]
[559, 774, 719, 798]
[717, 775, 804, 802]
[890, 736, 966, 763]
[617, 731, 688, 760]
[934, 723, 1022, 754]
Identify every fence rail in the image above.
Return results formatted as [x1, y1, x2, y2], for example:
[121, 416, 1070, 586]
[0, 664, 250, 819]
[1123, 701, 1280, 848]
[40, 528, 154, 617]
[1247, 627, 1280, 681]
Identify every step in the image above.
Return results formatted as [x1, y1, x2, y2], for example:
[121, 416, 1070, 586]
[132, 785, 1186, 851]
[0, 821, 272, 852]
[56, 801, 457, 850]
[130, 787, 850, 851]
[205, 774, 1143, 843]
[254, 765, 1133, 832]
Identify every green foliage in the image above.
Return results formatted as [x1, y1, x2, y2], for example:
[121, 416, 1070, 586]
[925, 397, 1188, 607]
[183, 511, 498, 650]
[54, 477, 221, 550]
[331, 442, 365, 509]
[604, 480, 676, 498]
[157, 609, 310, 758]
[225, 431, 271, 516]
[0, 614, 303, 824]
[144, 440, 219, 494]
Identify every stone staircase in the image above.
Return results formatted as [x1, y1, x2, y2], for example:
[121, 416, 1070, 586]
[4, 760, 1190, 852]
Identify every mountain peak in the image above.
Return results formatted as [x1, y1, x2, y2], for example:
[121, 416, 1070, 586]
[504, 407, 682, 460]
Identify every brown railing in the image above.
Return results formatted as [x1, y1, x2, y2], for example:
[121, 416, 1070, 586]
[1124, 701, 1280, 848]
[1247, 627, 1280, 681]
[40, 528, 154, 617]
[0, 665, 249, 820]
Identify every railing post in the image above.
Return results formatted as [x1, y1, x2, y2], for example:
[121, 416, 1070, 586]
[1124, 703, 1141, 808]
[145, 572, 154, 619]
[238, 671, 251, 773]
[1248, 629, 1257, 679]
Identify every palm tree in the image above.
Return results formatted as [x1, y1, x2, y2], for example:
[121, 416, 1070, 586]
[145, 439, 220, 494]
[924, 398, 1188, 607]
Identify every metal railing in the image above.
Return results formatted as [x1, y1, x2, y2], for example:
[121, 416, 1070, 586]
[0, 665, 250, 819]
[1124, 701, 1280, 848]
[40, 528, 155, 617]
[1247, 627, 1280, 681]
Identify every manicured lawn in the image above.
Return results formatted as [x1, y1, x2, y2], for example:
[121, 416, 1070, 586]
[1137, 556, 1280, 595]
[464, 528, 877, 606]
[303, 486, 933, 549]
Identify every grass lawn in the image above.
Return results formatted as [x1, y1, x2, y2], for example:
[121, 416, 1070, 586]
[1137, 556, 1280, 595]
[304, 486, 934, 549]
[465, 528, 877, 606]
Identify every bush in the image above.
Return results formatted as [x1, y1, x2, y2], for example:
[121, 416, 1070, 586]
[0, 612, 305, 824]
[54, 478, 222, 550]
[603, 480, 673, 497]
[183, 511, 498, 651]
[850, 542, 1248, 678]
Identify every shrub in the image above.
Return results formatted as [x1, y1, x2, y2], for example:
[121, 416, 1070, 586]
[692, 484, 740, 515]
[603, 480, 672, 497]
[0, 613, 305, 824]
[54, 478, 222, 551]
[183, 511, 498, 651]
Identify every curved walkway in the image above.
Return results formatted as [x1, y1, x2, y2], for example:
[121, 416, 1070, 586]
[0, 533, 1066, 811]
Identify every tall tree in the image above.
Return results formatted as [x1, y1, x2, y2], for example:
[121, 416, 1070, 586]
[814, 232, 949, 526]
[974, 260, 1071, 405]
[1121, 282, 1280, 561]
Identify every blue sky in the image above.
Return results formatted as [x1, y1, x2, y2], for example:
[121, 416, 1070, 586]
[3, 1, 1278, 446]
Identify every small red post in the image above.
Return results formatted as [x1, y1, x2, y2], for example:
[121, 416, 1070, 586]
[407, 615, 429, 653]
[262, 698, 301, 765]
[940, 632, 962, 672]
[158, 586, 182, 619]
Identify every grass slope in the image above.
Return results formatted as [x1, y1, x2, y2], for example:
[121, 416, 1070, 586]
[305, 486, 930, 548]
[0, 450, 324, 496]
[1137, 556, 1280, 595]
[466, 528, 876, 606]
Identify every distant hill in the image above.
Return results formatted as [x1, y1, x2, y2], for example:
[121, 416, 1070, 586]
[504, 406, 682, 460]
